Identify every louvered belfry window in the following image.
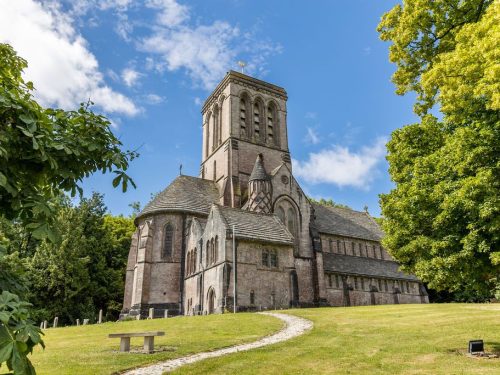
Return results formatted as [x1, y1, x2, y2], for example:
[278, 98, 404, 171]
[163, 223, 173, 259]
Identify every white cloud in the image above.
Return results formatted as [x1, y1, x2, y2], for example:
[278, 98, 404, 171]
[144, 94, 165, 105]
[194, 97, 202, 106]
[305, 127, 320, 145]
[0, 0, 138, 116]
[121, 68, 142, 87]
[141, 0, 281, 90]
[293, 137, 387, 189]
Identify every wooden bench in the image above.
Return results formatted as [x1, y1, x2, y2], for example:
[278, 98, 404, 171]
[108, 331, 165, 353]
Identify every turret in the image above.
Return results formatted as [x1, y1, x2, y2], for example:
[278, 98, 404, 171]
[247, 154, 273, 213]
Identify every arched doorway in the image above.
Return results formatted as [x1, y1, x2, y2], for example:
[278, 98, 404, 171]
[207, 288, 216, 314]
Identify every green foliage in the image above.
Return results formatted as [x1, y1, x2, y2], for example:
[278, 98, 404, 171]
[0, 291, 44, 375]
[0, 43, 137, 240]
[308, 197, 351, 210]
[26, 194, 135, 324]
[378, 1, 499, 299]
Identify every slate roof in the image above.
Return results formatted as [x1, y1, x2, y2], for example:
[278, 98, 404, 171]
[249, 154, 270, 181]
[323, 253, 419, 281]
[215, 205, 294, 245]
[312, 204, 383, 241]
[137, 175, 219, 219]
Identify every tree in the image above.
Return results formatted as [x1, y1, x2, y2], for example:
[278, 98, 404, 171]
[308, 197, 351, 210]
[0, 43, 137, 241]
[378, 1, 499, 300]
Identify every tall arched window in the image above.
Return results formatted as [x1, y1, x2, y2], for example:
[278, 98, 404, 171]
[266, 103, 278, 145]
[210, 238, 215, 264]
[163, 223, 173, 259]
[276, 206, 285, 224]
[206, 240, 210, 264]
[214, 236, 218, 263]
[287, 207, 296, 237]
[218, 99, 223, 145]
[240, 98, 247, 137]
[205, 112, 211, 158]
[212, 104, 219, 150]
[253, 102, 261, 140]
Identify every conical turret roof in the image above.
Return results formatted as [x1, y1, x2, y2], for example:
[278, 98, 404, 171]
[249, 154, 270, 181]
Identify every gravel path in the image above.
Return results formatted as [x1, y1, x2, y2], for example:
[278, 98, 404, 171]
[123, 312, 313, 374]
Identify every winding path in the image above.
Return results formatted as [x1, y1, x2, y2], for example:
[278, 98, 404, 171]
[123, 312, 313, 374]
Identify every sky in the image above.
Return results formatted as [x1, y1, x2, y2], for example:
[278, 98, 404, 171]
[0, 0, 419, 217]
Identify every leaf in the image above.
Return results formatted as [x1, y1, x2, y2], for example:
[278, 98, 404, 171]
[112, 174, 121, 188]
[0, 172, 7, 187]
[0, 325, 14, 363]
[18, 114, 34, 125]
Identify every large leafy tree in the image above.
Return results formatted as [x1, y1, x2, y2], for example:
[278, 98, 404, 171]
[378, 1, 499, 300]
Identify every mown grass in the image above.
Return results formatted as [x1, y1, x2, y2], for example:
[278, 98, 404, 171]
[29, 312, 283, 375]
[173, 304, 500, 375]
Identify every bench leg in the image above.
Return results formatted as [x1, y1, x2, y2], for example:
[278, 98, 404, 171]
[120, 337, 131, 352]
[143, 336, 154, 353]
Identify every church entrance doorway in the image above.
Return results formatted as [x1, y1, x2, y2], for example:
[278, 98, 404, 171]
[207, 288, 216, 314]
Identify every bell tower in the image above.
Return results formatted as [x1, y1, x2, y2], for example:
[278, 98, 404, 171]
[200, 71, 290, 208]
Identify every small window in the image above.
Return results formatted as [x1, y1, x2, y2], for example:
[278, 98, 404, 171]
[384, 280, 388, 292]
[328, 274, 332, 287]
[262, 250, 269, 266]
[270, 252, 278, 268]
[335, 275, 340, 288]
[163, 223, 174, 258]
[354, 277, 358, 290]
[361, 278, 365, 291]
[378, 279, 382, 291]
[214, 236, 218, 263]
[352, 242, 356, 256]
[336, 240, 341, 253]
[373, 245, 378, 259]
[329, 239, 333, 252]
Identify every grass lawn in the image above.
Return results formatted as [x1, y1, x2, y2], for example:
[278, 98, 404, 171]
[173, 304, 500, 375]
[29, 312, 283, 375]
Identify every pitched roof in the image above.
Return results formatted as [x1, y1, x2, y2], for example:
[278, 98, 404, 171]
[249, 154, 270, 181]
[137, 175, 219, 219]
[312, 204, 383, 241]
[215, 205, 294, 245]
[323, 253, 419, 281]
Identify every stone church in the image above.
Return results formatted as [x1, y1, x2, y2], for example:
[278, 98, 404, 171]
[121, 71, 428, 318]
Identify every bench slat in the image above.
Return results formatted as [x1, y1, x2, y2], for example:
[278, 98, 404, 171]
[108, 331, 165, 338]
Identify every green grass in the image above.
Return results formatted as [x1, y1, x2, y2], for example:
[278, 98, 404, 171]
[173, 304, 500, 375]
[29, 313, 283, 375]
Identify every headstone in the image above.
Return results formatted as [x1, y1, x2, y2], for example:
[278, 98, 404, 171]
[98, 309, 103, 324]
[148, 308, 154, 319]
[136, 314, 141, 320]
[83, 319, 89, 325]
[43, 320, 48, 329]
[164, 309, 169, 318]
[53, 316, 58, 328]
[39, 322, 43, 329]
[76, 319, 80, 326]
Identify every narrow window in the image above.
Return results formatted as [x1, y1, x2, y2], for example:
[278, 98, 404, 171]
[352, 242, 356, 256]
[335, 275, 340, 288]
[210, 238, 215, 264]
[328, 274, 332, 287]
[163, 223, 174, 258]
[213, 160, 216, 181]
[270, 251, 278, 268]
[329, 239, 333, 252]
[373, 245, 378, 259]
[384, 280, 388, 292]
[193, 248, 197, 273]
[343, 241, 347, 254]
[262, 250, 269, 267]
[240, 98, 247, 136]
[361, 278, 365, 291]
[336, 240, 341, 253]
[287, 207, 296, 237]
[250, 290, 255, 305]
[214, 236, 218, 263]
[378, 279, 382, 291]
[206, 240, 210, 264]
[212, 105, 219, 149]
[406, 282, 410, 293]
[354, 277, 358, 290]
[253, 103, 260, 138]
[267, 105, 274, 143]
[380, 247, 384, 260]
[276, 206, 285, 224]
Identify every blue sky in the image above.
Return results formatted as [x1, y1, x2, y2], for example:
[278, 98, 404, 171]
[1, 0, 418, 217]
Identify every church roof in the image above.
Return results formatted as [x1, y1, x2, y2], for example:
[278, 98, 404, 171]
[249, 154, 270, 181]
[312, 204, 383, 241]
[215, 205, 294, 245]
[323, 253, 419, 281]
[137, 175, 219, 220]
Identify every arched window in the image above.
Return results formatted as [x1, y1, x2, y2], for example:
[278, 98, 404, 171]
[210, 238, 215, 264]
[212, 104, 219, 150]
[240, 98, 247, 136]
[218, 99, 223, 145]
[206, 240, 210, 264]
[276, 206, 285, 224]
[163, 223, 173, 259]
[266, 104, 274, 144]
[253, 102, 261, 140]
[287, 207, 296, 237]
[214, 236, 218, 263]
[205, 112, 211, 158]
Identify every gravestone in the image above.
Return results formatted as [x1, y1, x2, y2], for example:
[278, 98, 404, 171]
[39, 322, 43, 329]
[83, 319, 89, 325]
[98, 309, 103, 324]
[136, 314, 141, 320]
[43, 320, 48, 329]
[148, 308, 154, 319]
[53, 317, 58, 328]
[76, 319, 80, 326]
[164, 309, 169, 318]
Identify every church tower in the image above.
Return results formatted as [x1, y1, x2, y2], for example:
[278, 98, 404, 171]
[200, 71, 290, 208]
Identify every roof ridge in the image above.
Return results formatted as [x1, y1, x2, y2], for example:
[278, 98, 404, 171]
[216, 204, 278, 217]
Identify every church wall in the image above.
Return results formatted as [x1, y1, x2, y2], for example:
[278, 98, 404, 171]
[294, 258, 315, 304]
[319, 233, 390, 260]
[123, 229, 139, 310]
[229, 241, 294, 310]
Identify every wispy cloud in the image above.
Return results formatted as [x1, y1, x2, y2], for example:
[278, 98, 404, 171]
[121, 67, 142, 87]
[140, 0, 282, 90]
[143, 93, 165, 105]
[305, 127, 320, 145]
[293, 137, 387, 189]
[0, 0, 138, 116]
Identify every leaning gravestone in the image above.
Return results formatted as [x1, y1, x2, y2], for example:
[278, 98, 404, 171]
[53, 317, 58, 328]
[98, 309, 103, 324]
[164, 309, 169, 318]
